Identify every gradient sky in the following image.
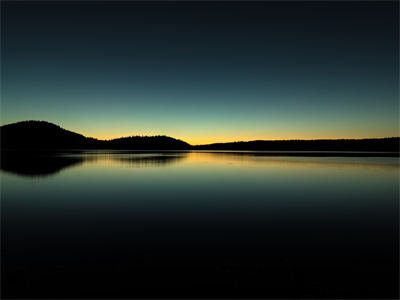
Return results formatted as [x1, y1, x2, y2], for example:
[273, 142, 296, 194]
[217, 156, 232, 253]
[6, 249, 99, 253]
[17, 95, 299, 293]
[1, 1, 398, 144]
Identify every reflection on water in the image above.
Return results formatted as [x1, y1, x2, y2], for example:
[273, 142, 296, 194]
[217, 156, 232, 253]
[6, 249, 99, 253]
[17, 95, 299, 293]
[0, 151, 189, 177]
[1, 150, 398, 177]
[1, 151, 399, 298]
[0, 152, 84, 177]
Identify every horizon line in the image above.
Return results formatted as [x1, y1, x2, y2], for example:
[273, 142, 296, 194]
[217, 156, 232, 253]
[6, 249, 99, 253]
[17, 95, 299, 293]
[1, 120, 399, 146]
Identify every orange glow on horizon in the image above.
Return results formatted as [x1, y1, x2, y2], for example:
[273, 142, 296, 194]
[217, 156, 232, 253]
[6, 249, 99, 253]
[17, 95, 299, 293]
[80, 132, 397, 145]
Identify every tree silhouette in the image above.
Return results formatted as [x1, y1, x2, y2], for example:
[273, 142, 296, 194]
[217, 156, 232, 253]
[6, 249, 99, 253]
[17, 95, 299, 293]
[1, 120, 399, 152]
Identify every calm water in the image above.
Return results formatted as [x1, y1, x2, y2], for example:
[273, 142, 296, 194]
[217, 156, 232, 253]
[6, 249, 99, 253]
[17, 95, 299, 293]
[1, 151, 399, 298]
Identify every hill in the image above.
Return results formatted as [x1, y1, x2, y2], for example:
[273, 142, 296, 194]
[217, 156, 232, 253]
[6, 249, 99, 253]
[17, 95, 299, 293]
[0, 120, 398, 152]
[194, 138, 400, 152]
[108, 136, 190, 150]
[0, 121, 190, 150]
[0, 121, 91, 149]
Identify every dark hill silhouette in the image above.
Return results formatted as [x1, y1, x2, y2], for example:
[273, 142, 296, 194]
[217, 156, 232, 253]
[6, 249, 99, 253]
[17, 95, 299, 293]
[0, 120, 399, 153]
[0, 121, 190, 150]
[0, 121, 92, 149]
[194, 138, 400, 153]
[108, 136, 190, 150]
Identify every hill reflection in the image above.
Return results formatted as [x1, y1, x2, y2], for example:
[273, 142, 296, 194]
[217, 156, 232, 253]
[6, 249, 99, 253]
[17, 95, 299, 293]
[1, 151, 188, 177]
[1, 150, 397, 178]
[0, 152, 85, 177]
[77, 152, 189, 168]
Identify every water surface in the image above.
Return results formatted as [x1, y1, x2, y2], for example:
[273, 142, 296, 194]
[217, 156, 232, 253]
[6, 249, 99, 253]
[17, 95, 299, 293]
[1, 151, 399, 298]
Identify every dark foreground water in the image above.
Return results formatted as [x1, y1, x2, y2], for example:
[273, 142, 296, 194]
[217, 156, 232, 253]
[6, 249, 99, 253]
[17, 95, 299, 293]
[1, 151, 399, 298]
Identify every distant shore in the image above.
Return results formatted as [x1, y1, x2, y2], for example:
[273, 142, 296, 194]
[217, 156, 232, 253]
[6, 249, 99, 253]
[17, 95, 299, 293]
[1, 121, 399, 153]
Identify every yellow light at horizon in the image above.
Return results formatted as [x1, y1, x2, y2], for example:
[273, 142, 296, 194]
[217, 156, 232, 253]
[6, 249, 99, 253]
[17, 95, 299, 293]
[80, 132, 396, 145]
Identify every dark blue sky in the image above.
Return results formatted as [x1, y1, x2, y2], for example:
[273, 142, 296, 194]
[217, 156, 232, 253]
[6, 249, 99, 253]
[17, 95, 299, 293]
[1, 1, 398, 143]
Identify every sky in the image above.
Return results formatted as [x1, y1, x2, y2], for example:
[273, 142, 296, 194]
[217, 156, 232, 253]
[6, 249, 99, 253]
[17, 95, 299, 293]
[1, 1, 399, 144]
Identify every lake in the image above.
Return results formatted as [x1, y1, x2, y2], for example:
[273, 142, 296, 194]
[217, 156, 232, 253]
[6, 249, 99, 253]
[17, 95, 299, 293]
[1, 151, 399, 298]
